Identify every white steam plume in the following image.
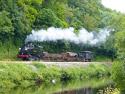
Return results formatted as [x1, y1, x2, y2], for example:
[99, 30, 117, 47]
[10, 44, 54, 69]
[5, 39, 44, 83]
[26, 27, 111, 45]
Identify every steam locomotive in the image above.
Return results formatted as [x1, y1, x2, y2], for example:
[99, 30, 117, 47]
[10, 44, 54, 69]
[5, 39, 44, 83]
[17, 42, 93, 62]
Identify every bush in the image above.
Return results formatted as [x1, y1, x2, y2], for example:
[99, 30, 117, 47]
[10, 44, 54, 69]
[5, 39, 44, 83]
[0, 63, 37, 88]
[0, 63, 111, 88]
[112, 61, 125, 92]
[39, 66, 61, 83]
[0, 42, 19, 61]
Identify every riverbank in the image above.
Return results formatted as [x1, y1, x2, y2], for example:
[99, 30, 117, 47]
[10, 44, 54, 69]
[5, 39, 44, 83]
[0, 78, 113, 94]
[0, 62, 111, 88]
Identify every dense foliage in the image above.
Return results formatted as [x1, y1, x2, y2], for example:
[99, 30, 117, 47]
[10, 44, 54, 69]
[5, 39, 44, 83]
[0, 0, 117, 41]
[112, 61, 125, 93]
[0, 62, 110, 88]
[111, 6, 125, 94]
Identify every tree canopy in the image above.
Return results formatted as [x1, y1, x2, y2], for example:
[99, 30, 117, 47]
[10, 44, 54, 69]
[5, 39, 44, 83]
[0, 0, 120, 42]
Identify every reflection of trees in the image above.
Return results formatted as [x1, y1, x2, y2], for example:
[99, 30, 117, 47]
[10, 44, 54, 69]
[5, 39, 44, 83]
[55, 88, 93, 94]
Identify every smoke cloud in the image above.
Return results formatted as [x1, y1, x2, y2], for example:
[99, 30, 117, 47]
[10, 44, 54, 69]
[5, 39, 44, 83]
[26, 27, 111, 45]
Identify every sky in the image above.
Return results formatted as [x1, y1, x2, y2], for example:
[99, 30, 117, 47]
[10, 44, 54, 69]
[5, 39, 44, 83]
[101, 0, 125, 13]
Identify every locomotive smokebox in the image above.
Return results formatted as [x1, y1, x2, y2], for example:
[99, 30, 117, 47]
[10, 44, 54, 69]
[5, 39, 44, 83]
[17, 42, 43, 61]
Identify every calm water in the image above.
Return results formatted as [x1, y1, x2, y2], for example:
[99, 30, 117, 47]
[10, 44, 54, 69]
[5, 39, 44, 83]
[0, 78, 113, 94]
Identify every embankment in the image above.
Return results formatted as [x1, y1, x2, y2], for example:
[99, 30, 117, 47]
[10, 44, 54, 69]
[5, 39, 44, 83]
[0, 62, 111, 88]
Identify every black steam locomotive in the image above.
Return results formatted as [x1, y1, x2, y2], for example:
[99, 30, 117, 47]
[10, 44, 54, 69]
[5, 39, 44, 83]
[17, 42, 93, 61]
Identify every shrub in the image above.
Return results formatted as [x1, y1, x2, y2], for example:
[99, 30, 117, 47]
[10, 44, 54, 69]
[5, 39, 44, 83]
[0, 63, 111, 88]
[112, 61, 125, 92]
[0, 63, 38, 88]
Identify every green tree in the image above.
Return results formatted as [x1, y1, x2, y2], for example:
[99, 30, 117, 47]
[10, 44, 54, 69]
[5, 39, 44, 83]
[115, 31, 125, 59]
[0, 11, 14, 41]
[33, 8, 64, 29]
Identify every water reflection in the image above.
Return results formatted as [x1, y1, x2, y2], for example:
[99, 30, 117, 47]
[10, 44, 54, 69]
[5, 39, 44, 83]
[54, 78, 113, 94]
[54, 87, 93, 94]
[0, 78, 113, 94]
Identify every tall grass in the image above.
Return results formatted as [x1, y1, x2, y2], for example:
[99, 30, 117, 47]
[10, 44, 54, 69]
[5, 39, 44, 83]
[0, 62, 111, 88]
[0, 42, 19, 60]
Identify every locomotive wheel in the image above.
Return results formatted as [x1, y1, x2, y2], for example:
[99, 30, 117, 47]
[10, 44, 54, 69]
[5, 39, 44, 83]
[28, 56, 40, 61]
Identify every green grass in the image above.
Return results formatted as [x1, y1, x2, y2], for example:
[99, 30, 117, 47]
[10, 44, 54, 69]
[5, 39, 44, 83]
[0, 62, 111, 88]
[94, 55, 112, 62]
[0, 43, 19, 61]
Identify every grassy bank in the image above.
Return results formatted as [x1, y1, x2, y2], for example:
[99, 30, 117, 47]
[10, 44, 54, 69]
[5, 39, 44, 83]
[0, 62, 111, 88]
[0, 78, 113, 94]
[0, 43, 19, 61]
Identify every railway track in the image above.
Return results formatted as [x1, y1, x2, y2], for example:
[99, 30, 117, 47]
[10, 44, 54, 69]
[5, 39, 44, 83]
[0, 61, 112, 68]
